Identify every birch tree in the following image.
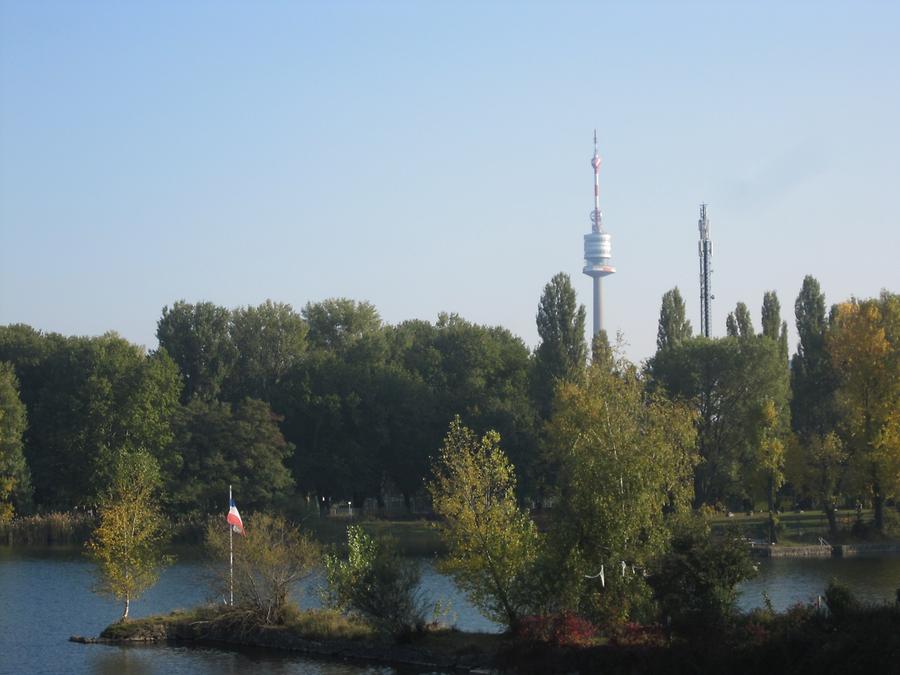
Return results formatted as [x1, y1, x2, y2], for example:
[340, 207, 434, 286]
[428, 417, 540, 630]
[87, 449, 171, 621]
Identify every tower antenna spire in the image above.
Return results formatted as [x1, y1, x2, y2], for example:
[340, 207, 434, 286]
[590, 130, 602, 234]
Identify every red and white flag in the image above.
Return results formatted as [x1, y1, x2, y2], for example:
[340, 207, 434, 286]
[227, 497, 244, 535]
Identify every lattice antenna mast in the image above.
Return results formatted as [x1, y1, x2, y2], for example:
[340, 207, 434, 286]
[698, 204, 713, 338]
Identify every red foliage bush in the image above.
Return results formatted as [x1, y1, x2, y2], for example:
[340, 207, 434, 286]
[742, 620, 770, 646]
[516, 611, 597, 647]
[610, 621, 667, 647]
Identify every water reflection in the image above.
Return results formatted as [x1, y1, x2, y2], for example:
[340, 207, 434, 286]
[84, 645, 395, 675]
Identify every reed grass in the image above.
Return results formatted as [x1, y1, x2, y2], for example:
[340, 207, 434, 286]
[0, 511, 96, 546]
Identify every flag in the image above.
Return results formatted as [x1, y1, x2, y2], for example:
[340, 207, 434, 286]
[227, 498, 244, 535]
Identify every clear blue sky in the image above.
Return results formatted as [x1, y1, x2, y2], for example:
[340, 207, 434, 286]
[2, 0, 898, 363]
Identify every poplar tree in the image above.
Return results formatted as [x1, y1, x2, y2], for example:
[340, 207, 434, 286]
[788, 276, 842, 534]
[734, 302, 754, 338]
[761, 291, 789, 361]
[657, 287, 693, 351]
[533, 273, 587, 417]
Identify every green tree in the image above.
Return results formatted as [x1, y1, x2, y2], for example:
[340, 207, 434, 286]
[227, 300, 308, 404]
[785, 431, 846, 536]
[726, 312, 739, 337]
[0, 362, 31, 519]
[165, 398, 294, 514]
[428, 417, 540, 630]
[156, 301, 236, 402]
[545, 354, 697, 624]
[761, 290, 789, 360]
[206, 513, 319, 624]
[647, 518, 756, 635]
[533, 273, 587, 418]
[87, 448, 171, 621]
[734, 301, 754, 338]
[279, 328, 391, 504]
[828, 293, 900, 531]
[324, 525, 425, 636]
[791, 276, 837, 440]
[754, 399, 786, 542]
[284, 311, 538, 507]
[657, 287, 693, 351]
[26, 334, 181, 508]
[303, 298, 382, 355]
[431, 314, 538, 493]
[649, 335, 789, 508]
[591, 329, 614, 369]
[789, 276, 842, 533]
[761, 291, 781, 341]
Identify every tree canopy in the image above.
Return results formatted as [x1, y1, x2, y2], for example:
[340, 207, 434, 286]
[545, 353, 697, 623]
[657, 287, 693, 351]
[827, 292, 900, 531]
[0, 362, 31, 519]
[428, 417, 540, 629]
[533, 273, 587, 418]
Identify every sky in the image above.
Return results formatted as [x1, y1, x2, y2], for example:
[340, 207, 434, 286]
[1, 0, 898, 364]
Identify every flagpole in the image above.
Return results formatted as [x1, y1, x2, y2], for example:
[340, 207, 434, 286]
[229, 484, 234, 606]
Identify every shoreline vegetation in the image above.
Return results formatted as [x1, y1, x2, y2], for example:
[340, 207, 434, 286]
[71, 589, 900, 675]
[3, 285, 898, 674]
[5, 509, 899, 554]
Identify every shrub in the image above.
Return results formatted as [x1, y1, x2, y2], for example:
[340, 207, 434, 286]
[647, 518, 756, 636]
[516, 611, 597, 647]
[882, 507, 900, 538]
[281, 606, 374, 641]
[609, 621, 667, 648]
[206, 512, 319, 625]
[324, 525, 426, 638]
[824, 578, 859, 623]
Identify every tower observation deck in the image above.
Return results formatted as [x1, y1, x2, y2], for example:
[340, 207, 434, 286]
[583, 131, 615, 337]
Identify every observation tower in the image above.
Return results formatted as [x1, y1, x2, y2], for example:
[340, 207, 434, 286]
[583, 131, 615, 337]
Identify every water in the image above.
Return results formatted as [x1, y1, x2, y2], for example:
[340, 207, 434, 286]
[737, 555, 900, 611]
[0, 547, 495, 675]
[1, 548, 898, 674]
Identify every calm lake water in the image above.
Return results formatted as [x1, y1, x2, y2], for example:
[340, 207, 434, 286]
[1, 547, 898, 675]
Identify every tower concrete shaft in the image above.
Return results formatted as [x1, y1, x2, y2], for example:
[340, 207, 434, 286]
[583, 131, 615, 337]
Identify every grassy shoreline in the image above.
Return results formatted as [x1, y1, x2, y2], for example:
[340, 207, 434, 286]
[72, 605, 502, 673]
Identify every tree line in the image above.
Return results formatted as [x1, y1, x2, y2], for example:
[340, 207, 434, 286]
[650, 279, 899, 536]
[0, 276, 897, 536]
